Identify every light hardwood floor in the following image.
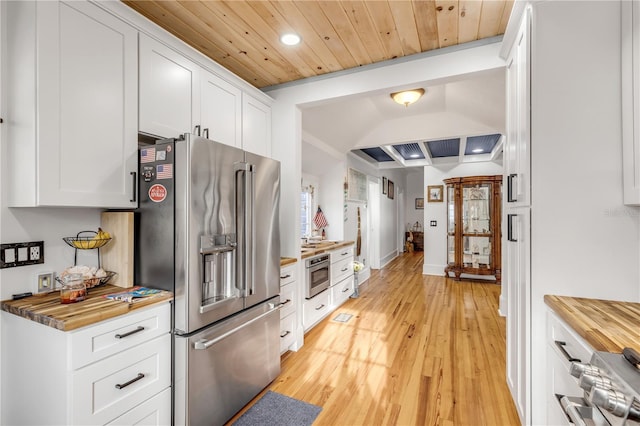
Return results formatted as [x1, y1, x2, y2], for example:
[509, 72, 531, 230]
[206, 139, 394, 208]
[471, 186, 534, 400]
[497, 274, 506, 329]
[229, 252, 520, 425]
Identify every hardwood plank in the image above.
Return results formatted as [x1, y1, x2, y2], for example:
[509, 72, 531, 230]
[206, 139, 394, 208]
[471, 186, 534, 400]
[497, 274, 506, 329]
[478, 0, 508, 39]
[123, 0, 273, 87]
[498, 0, 514, 34]
[435, 0, 459, 47]
[226, 252, 520, 425]
[317, 1, 373, 66]
[458, 0, 482, 43]
[340, 1, 388, 63]
[388, 0, 422, 55]
[364, 1, 406, 59]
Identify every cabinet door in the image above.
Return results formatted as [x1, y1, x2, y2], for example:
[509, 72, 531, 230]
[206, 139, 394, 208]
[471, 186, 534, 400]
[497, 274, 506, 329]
[139, 34, 199, 138]
[36, 1, 138, 207]
[505, 11, 531, 207]
[242, 94, 272, 157]
[200, 69, 242, 148]
[505, 206, 530, 424]
[622, 2, 640, 205]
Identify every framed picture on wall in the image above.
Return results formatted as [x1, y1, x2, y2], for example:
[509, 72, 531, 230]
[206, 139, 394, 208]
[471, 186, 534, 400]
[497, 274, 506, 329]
[415, 198, 424, 209]
[382, 177, 387, 194]
[388, 180, 394, 199]
[428, 185, 444, 202]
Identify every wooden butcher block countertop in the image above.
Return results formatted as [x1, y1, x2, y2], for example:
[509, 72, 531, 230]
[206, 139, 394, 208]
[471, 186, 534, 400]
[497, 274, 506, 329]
[1, 284, 172, 332]
[280, 257, 297, 266]
[301, 240, 355, 259]
[545, 295, 640, 354]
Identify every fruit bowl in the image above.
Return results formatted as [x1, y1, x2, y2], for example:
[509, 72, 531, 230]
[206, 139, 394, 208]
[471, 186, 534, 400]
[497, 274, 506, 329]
[56, 270, 116, 289]
[63, 236, 111, 250]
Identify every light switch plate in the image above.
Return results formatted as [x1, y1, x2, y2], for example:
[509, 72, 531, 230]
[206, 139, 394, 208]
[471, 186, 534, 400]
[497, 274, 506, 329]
[0, 241, 44, 268]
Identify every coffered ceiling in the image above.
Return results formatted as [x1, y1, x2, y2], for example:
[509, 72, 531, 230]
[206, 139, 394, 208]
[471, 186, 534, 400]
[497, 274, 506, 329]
[123, 0, 513, 89]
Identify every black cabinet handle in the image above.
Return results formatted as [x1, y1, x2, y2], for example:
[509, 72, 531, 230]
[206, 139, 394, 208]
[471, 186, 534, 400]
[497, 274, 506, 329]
[115, 373, 145, 389]
[280, 330, 291, 338]
[280, 274, 291, 279]
[315, 304, 325, 311]
[194, 125, 201, 136]
[203, 128, 209, 139]
[130, 172, 137, 203]
[507, 214, 517, 242]
[279, 299, 291, 307]
[507, 173, 517, 202]
[115, 326, 144, 339]
[555, 340, 581, 363]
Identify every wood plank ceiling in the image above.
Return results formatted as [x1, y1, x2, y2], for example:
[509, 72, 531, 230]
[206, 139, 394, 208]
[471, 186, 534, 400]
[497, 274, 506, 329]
[123, 1, 513, 89]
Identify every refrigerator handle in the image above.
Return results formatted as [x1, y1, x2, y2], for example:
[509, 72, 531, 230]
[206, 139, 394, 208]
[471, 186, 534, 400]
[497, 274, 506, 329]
[235, 162, 255, 297]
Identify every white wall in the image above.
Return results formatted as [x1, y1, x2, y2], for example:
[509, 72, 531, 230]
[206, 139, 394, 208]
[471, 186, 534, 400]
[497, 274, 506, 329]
[404, 169, 425, 232]
[423, 161, 503, 276]
[318, 162, 346, 241]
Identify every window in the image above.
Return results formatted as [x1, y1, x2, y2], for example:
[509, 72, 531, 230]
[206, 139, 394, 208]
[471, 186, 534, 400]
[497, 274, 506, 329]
[301, 187, 313, 238]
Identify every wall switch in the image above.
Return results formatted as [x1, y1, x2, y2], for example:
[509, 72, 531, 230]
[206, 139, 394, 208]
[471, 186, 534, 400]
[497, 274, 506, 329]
[37, 272, 54, 292]
[0, 241, 44, 268]
[430, 220, 437, 227]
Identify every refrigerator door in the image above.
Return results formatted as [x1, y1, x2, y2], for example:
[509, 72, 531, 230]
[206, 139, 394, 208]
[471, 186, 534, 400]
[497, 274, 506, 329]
[243, 151, 281, 309]
[176, 135, 246, 334]
[175, 296, 281, 425]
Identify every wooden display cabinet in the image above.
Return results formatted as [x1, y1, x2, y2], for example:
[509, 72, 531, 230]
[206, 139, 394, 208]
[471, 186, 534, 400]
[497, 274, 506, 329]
[444, 175, 502, 283]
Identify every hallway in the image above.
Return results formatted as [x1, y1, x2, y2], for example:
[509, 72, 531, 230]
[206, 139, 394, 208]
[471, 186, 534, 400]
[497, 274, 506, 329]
[233, 252, 520, 425]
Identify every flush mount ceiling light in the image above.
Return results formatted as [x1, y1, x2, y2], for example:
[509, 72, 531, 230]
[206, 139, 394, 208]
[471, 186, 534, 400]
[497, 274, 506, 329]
[280, 33, 301, 46]
[390, 88, 425, 107]
[472, 148, 484, 153]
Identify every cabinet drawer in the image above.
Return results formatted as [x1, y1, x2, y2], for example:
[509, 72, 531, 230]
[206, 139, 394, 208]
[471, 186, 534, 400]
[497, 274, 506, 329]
[106, 387, 171, 426]
[547, 310, 593, 367]
[279, 282, 296, 319]
[331, 257, 352, 284]
[70, 303, 171, 370]
[72, 333, 171, 425]
[331, 275, 353, 308]
[280, 264, 296, 287]
[330, 246, 354, 263]
[302, 290, 330, 331]
[280, 312, 296, 353]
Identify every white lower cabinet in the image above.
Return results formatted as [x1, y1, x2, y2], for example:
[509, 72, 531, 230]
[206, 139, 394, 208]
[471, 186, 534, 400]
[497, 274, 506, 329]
[302, 290, 330, 331]
[330, 275, 354, 308]
[279, 263, 298, 353]
[1, 303, 171, 425]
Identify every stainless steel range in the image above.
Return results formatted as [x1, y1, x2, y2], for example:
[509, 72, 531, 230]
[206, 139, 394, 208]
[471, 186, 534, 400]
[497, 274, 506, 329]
[563, 348, 640, 425]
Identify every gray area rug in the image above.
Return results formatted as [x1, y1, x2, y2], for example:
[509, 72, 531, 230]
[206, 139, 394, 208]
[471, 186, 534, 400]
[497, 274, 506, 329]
[233, 391, 322, 426]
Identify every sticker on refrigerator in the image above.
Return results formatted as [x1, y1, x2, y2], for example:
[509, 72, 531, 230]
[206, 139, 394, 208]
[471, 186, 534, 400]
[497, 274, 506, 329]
[156, 164, 173, 179]
[142, 165, 154, 182]
[156, 150, 167, 161]
[140, 147, 156, 164]
[148, 184, 167, 203]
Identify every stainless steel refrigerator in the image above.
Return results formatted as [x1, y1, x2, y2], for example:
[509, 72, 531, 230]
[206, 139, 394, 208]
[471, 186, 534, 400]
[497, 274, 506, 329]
[136, 133, 281, 425]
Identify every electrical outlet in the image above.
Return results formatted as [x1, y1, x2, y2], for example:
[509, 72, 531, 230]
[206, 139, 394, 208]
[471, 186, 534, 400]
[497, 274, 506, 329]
[37, 272, 54, 292]
[30, 246, 40, 261]
[0, 241, 44, 268]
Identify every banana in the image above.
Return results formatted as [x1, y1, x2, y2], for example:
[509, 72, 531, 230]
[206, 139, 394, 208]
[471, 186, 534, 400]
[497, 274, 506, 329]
[94, 228, 111, 240]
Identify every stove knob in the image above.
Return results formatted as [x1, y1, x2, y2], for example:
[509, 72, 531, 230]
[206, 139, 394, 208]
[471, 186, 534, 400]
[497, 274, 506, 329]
[589, 387, 630, 417]
[569, 362, 601, 378]
[579, 373, 613, 391]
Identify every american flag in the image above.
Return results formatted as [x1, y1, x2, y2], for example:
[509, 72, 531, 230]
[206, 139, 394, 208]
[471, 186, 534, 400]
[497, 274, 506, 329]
[140, 148, 156, 164]
[156, 164, 173, 179]
[313, 206, 328, 229]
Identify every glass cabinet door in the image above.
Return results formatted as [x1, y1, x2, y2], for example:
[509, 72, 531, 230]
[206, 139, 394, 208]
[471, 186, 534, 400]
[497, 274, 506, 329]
[447, 185, 456, 264]
[462, 184, 492, 269]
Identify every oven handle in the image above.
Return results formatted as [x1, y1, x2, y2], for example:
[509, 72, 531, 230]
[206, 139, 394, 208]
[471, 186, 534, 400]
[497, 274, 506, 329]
[559, 395, 588, 426]
[308, 261, 329, 273]
[555, 340, 582, 362]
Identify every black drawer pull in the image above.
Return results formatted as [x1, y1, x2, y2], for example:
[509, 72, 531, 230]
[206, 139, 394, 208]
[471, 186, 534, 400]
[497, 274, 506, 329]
[115, 373, 145, 389]
[115, 326, 144, 339]
[279, 299, 291, 307]
[280, 330, 291, 338]
[342, 287, 350, 293]
[280, 274, 291, 279]
[130, 172, 137, 202]
[315, 304, 325, 311]
[555, 340, 581, 362]
[341, 252, 349, 256]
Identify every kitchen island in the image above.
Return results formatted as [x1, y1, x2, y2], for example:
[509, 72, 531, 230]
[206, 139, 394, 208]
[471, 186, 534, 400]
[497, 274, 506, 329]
[544, 294, 640, 353]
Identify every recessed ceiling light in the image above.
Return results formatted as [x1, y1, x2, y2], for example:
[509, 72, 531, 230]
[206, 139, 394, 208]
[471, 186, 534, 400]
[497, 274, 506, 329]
[472, 148, 484, 153]
[410, 154, 420, 158]
[280, 33, 301, 46]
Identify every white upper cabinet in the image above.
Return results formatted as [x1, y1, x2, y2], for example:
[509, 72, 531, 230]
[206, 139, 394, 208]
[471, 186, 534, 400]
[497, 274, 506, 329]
[242, 94, 272, 157]
[5, 1, 138, 207]
[200, 69, 242, 148]
[139, 34, 199, 139]
[622, 1, 640, 205]
[504, 12, 530, 208]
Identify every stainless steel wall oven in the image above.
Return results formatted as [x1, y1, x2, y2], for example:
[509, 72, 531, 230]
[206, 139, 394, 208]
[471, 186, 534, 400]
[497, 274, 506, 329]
[305, 254, 329, 299]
